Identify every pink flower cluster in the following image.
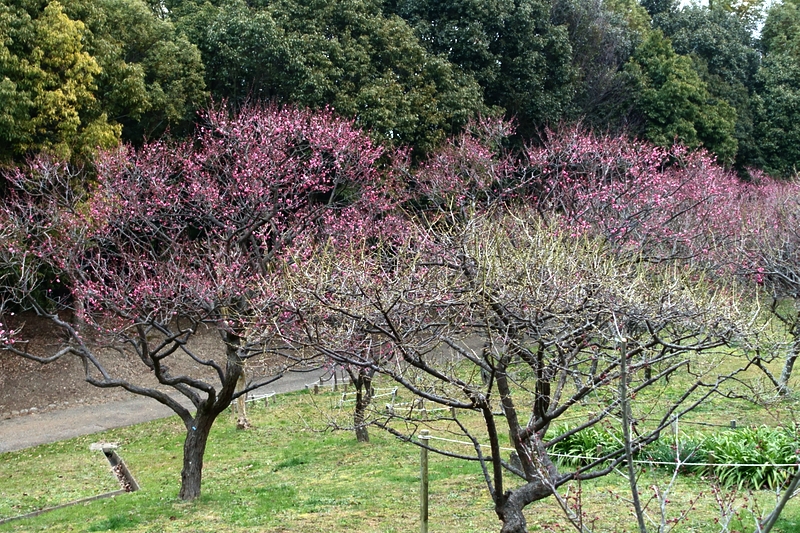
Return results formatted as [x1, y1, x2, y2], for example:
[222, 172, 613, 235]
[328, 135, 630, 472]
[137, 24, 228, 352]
[1, 103, 401, 338]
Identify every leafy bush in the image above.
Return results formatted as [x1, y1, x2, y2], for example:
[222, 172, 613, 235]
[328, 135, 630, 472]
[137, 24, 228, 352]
[643, 436, 708, 475]
[550, 424, 799, 490]
[549, 425, 624, 467]
[703, 425, 799, 490]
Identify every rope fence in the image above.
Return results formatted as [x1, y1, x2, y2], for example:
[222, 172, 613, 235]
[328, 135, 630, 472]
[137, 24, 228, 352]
[338, 387, 398, 407]
[245, 391, 276, 406]
[385, 401, 454, 418]
[418, 433, 800, 469]
[678, 419, 743, 429]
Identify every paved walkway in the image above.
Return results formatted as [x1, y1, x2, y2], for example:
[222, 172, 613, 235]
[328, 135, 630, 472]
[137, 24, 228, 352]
[0, 367, 337, 453]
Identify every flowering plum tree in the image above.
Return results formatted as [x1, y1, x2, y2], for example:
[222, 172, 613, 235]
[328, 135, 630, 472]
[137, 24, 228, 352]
[0, 103, 391, 500]
[278, 124, 766, 532]
[728, 175, 800, 395]
[525, 128, 746, 262]
[412, 121, 746, 263]
[283, 209, 757, 533]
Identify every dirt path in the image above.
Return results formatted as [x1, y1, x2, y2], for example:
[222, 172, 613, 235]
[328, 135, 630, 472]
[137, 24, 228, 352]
[0, 366, 335, 453]
[0, 315, 352, 452]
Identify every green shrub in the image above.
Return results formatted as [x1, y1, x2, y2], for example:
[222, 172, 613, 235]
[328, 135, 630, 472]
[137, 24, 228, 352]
[643, 436, 708, 475]
[550, 423, 799, 491]
[703, 425, 799, 490]
[549, 424, 624, 467]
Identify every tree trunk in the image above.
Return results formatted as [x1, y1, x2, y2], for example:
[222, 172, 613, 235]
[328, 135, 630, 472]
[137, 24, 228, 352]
[354, 372, 372, 443]
[778, 351, 797, 396]
[235, 371, 249, 429]
[179, 413, 215, 500]
[495, 476, 557, 533]
[176, 328, 242, 500]
[498, 503, 528, 533]
[777, 348, 797, 396]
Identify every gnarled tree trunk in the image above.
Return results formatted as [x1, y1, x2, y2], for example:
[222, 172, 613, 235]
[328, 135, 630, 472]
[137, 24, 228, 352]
[179, 410, 216, 500]
[178, 331, 244, 500]
[353, 368, 374, 443]
[339, 364, 376, 443]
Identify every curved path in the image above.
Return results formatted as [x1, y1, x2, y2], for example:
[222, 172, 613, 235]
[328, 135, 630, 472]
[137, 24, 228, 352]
[0, 367, 336, 453]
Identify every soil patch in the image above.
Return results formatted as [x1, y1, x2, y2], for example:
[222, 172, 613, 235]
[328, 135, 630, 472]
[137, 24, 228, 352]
[0, 314, 275, 419]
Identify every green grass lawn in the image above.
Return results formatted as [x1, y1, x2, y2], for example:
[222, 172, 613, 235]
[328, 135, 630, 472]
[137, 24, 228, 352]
[0, 387, 798, 533]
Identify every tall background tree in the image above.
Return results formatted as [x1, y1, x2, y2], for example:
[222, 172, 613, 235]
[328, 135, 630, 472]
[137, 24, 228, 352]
[654, 4, 761, 170]
[550, 0, 641, 131]
[0, 0, 206, 165]
[382, 0, 575, 137]
[754, 0, 800, 177]
[0, 0, 119, 163]
[624, 29, 739, 163]
[63, 0, 207, 142]
[170, 0, 485, 153]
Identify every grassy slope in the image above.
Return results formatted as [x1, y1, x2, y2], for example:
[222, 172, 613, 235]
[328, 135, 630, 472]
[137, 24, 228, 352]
[0, 387, 798, 533]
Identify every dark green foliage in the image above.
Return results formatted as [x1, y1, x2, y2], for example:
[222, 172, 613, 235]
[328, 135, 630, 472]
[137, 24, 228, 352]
[549, 426, 800, 490]
[644, 438, 709, 474]
[172, 0, 485, 153]
[383, 0, 576, 136]
[655, 6, 761, 168]
[754, 0, 800, 177]
[550, 0, 640, 130]
[755, 54, 800, 177]
[703, 425, 799, 490]
[1, 0, 787, 174]
[548, 425, 624, 468]
[641, 0, 676, 17]
[0, 0, 206, 163]
[172, 0, 292, 104]
[648, 427, 799, 490]
[656, 6, 759, 89]
[760, 0, 800, 53]
[63, 0, 207, 142]
[625, 30, 739, 163]
[551, 424, 799, 490]
[0, 0, 119, 162]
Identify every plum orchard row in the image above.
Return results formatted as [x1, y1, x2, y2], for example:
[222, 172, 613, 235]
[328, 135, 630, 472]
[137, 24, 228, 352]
[3, 105, 800, 533]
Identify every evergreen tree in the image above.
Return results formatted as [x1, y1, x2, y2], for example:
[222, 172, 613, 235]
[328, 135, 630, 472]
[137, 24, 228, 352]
[383, 0, 576, 136]
[754, 0, 800, 177]
[625, 30, 738, 163]
[0, 0, 119, 162]
[173, 0, 485, 153]
[656, 5, 761, 169]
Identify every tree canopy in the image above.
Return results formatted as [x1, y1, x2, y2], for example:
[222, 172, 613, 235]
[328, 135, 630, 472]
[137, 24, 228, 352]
[64, 0, 207, 142]
[3, 104, 800, 531]
[0, 0, 118, 162]
[655, 5, 761, 168]
[754, 0, 800, 176]
[625, 30, 738, 163]
[0, 0, 206, 164]
[173, 0, 485, 153]
[2, 0, 799, 172]
[384, 0, 575, 136]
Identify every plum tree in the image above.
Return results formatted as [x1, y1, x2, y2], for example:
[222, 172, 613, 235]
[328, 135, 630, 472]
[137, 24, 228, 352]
[0, 103, 391, 499]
